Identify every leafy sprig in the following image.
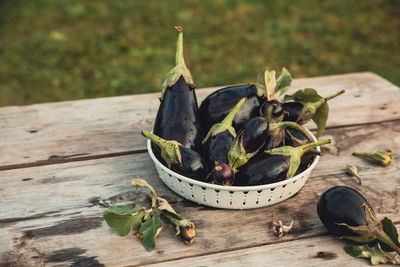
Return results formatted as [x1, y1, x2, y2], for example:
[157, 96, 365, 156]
[103, 178, 196, 251]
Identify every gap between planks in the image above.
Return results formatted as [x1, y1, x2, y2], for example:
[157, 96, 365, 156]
[1, 117, 400, 172]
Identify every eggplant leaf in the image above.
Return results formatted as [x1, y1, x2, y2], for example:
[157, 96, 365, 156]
[344, 243, 400, 265]
[283, 88, 323, 103]
[274, 67, 292, 97]
[312, 101, 329, 137]
[103, 203, 146, 236]
[380, 217, 400, 252]
[139, 207, 163, 251]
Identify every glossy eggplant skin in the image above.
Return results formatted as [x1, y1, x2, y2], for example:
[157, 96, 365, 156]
[259, 100, 283, 119]
[242, 117, 269, 153]
[211, 163, 234, 186]
[283, 102, 304, 123]
[284, 128, 310, 147]
[169, 146, 207, 181]
[199, 84, 263, 132]
[154, 76, 202, 151]
[202, 131, 233, 169]
[317, 186, 370, 237]
[234, 154, 290, 186]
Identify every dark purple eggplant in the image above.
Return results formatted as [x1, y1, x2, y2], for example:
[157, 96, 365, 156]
[283, 88, 345, 137]
[199, 67, 292, 132]
[153, 26, 201, 152]
[259, 99, 284, 123]
[202, 97, 246, 169]
[210, 163, 235, 186]
[284, 127, 312, 147]
[228, 117, 312, 170]
[234, 140, 330, 186]
[142, 130, 207, 181]
[317, 186, 400, 255]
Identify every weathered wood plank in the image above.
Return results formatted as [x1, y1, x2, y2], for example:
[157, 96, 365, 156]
[144, 234, 396, 267]
[1, 72, 399, 168]
[1, 121, 399, 266]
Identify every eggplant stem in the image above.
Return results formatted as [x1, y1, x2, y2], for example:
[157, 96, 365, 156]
[376, 231, 400, 256]
[142, 130, 163, 147]
[174, 26, 185, 67]
[299, 139, 331, 154]
[325, 89, 345, 101]
[223, 97, 247, 126]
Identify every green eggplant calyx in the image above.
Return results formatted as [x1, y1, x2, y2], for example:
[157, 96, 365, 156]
[338, 204, 400, 256]
[283, 89, 345, 137]
[346, 164, 362, 185]
[265, 139, 330, 178]
[255, 67, 292, 100]
[161, 26, 194, 100]
[142, 130, 183, 168]
[352, 151, 394, 166]
[228, 134, 262, 170]
[269, 121, 312, 148]
[202, 97, 246, 144]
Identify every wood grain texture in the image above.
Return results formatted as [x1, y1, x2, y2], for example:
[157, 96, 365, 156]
[1, 121, 399, 266]
[1, 72, 399, 168]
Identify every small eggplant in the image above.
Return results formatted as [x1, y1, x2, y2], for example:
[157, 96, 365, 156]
[317, 186, 400, 255]
[259, 99, 284, 124]
[229, 117, 312, 170]
[202, 97, 246, 168]
[283, 88, 345, 137]
[284, 127, 312, 147]
[153, 26, 202, 151]
[199, 67, 292, 132]
[210, 162, 235, 186]
[234, 139, 330, 186]
[142, 130, 207, 181]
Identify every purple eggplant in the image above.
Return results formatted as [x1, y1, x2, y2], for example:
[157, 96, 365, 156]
[210, 162, 235, 186]
[317, 186, 400, 255]
[142, 131, 207, 181]
[202, 97, 246, 169]
[283, 88, 345, 137]
[199, 67, 292, 132]
[259, 99, 284, 123]
[284, 128, 312, 147]
[153, 26, 201, 152]
[228, 117, 312, 171]
[234, 140, 330, 186]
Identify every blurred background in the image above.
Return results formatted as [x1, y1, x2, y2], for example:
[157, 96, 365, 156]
[0, 0, 399, 107]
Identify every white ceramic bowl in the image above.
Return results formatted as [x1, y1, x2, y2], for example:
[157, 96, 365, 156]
[147, 129, 320, 209]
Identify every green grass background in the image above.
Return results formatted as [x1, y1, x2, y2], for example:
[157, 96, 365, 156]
[0, 0, 399, 107]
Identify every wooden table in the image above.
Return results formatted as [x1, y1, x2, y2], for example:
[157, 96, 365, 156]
[1, 72, 400, 266]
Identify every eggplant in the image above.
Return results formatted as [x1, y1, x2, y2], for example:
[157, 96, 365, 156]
[259, 99, 284, 123]
[199, 67, 292, 132]
[317, 186, 400, 255]
[283, 88, 345, 137]
[210, 163, 235, 186]
[228, 117, 312, 170]
[284, 127, 312, 147]
[142, 130, 207, 181]
[202, 97, 246, 168]
[234, 140, 330, 186]
[153, 26, 201, 152]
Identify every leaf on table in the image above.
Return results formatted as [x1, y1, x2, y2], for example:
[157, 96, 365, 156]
[380, 217, 400, 252]
[344, 243, 400, 265]
[103, 203, 146, 236]
[312, 101, 329, 137]
[139, 207, 163, 251]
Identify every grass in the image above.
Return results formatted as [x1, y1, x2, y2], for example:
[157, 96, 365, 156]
[0, 0, 399, 107]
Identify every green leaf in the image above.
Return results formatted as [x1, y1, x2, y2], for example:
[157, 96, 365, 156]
[311, 101, 329, 137]
[283, 88, 323, 103]
[344, 243, 400, 265]
[139, 207, 163, 251]
[105, 203, 137, 215]
[274, 67, 292, 97]
[103, 204, 146, 236]
[381, 217, 400, 252]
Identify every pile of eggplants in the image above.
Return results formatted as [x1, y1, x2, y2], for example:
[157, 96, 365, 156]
[143, 26, 341, 187]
